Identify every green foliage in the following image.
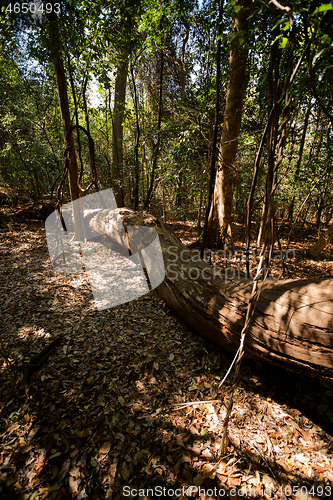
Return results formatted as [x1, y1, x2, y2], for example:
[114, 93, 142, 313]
[0, 50, 62, 196]
[0, 0, 332, 228]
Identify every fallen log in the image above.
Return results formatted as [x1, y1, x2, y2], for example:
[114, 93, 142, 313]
[88, 208, 333, 381]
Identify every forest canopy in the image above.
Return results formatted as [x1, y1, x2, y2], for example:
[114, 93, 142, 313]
[0, 0, 332, 239]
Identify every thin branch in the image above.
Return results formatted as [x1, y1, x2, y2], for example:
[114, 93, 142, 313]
[269, 0, 291, 12]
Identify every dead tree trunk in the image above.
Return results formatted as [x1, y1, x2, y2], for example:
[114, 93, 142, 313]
[88, 208, 333, 381]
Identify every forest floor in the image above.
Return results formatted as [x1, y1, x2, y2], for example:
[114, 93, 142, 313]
[0, 205, 333, 500]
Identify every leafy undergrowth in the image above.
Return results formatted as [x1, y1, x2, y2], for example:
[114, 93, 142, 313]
[168, 219, 333, 280]
[0, 212, 333, 500]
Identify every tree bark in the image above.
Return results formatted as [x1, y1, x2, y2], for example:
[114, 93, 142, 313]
[144, 48, 164, 210]
[48, 10, 84, 240]
[112, 58, 129, 208]
[201, 0, 223, 253]
[88, 208, 333, 381]
[130, 63, 140, 211]
[288, 98, 311, 221]
[208, 0, 251, 247]
[257, 27, 281, 247]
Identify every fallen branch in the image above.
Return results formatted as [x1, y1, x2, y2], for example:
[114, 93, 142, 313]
[21, 334, 63, 389]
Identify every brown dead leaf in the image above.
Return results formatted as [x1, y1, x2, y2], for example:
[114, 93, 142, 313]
[261, 474, 276, 490]
[227, 475, 241, 487]
[28, 426, 40, 441]
[99, 442, 111, 454]
[193, 473, 203, 486]
[70, 447, 80, 458]
[69, 467, 80, 479]
[303, 430, 312, 441]
[26, 469, 37, 486]
[201, 463, 216, 478]
[188, 445, 201, 456]
[109, 458, 118, 485]
[50, 465, 59, 480]
[69, 476, 79, 493]
[75, 429, 91, 438]
[118, 395, 125, 406]
[121, 461, 130, 481]
[290, 408, 302, 416]
[34, 456, 46, 472]
[58, 459, 71, 481]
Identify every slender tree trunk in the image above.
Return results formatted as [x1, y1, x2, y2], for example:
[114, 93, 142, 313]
[176, 171, 183, 207]
[316, 196, 324, 229]
[245, 106, 274, 277]
[197, 156, 205, 231]
[33, 166, 41, 200]
[130, 63, 140, 211]
[49, 14, 80, 203]
[82, 78, 98, 190]
[112, 57, 129, 207]
[208, 0, 251, 247]
[162, 181, 166, 222]
[179, 25, 189, 94]
[201, 0, 223, 254]
[257, 32, 281, 247]
[288, 98, 311, 221]
[66, 51, 84, 183]
[82, 79, 91, 139]
[48, 10, 84, 239]
[144, 48, 164, 210]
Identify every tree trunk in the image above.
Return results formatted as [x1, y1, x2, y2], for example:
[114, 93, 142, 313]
[208, 0, 251, 247]
[88, 208, 333, 381]
[197, 156, 205, 231]
[112, 58, 129, 208]
[309, 224, 333, 259]
[200, 0, 223, 253]
[288, 98, 311, 221]
[257, 28, 281, 247]
[66, 50, 84, 183]
[48, 10, 84, 240]
[176, 171, 183, 207]
[130, 63, 140, 211]
[144, 48, 164, 211]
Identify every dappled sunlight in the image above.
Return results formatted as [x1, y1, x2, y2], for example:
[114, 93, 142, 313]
[17, 326, 52, 341]
[0, 214, 332, 498]
[166, 390, 333, 490]
[1, 218, 333, 498]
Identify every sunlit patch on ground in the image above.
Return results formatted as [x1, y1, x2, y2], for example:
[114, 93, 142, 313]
[17, 326, 51, 340]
